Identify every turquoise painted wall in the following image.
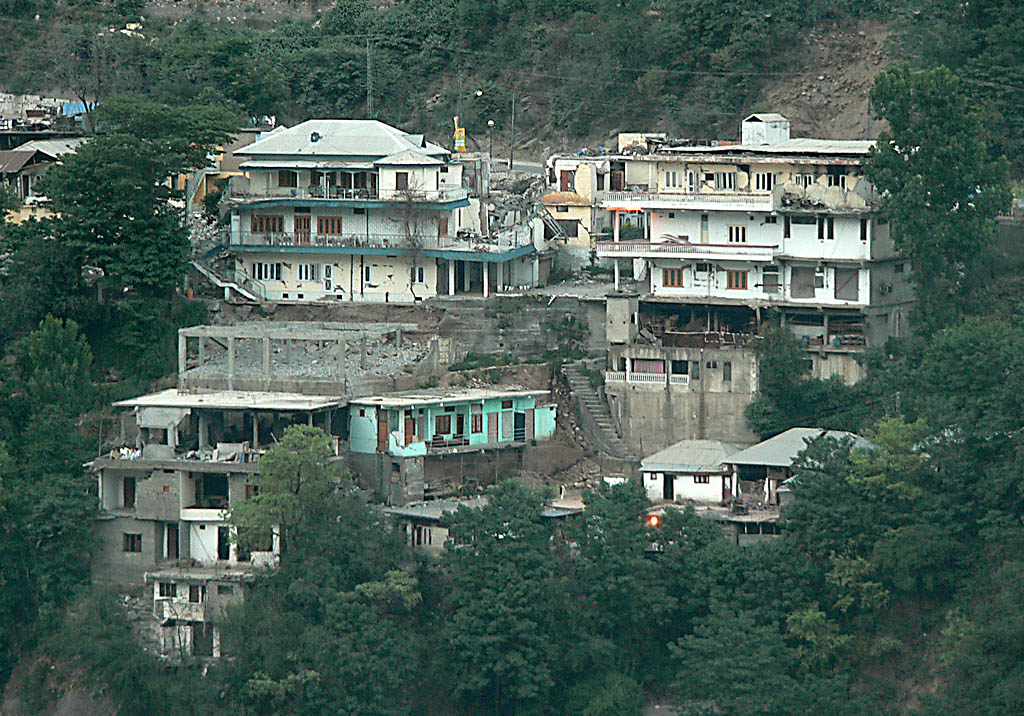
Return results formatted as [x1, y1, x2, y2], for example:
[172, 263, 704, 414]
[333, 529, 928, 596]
[349, 395, 557, 456]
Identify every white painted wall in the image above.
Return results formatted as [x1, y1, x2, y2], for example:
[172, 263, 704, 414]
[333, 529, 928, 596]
[643, 471, 727, 503]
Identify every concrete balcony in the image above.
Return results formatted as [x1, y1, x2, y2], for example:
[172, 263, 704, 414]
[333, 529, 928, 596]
[596, 241, 778, 263]
[233, 230, 531, 254]
[155, 598, 207, 623]
[605, 371, 690, 388]
[602, 190, 774, 212]
[230, 186, 469, 205]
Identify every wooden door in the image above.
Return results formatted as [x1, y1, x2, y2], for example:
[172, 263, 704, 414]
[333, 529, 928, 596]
[663, 474, 674, 501]
[294, 215, 311, 244]
[166, 523, 179, 560]
[404, 416, 414, 446]
[377, 413, 389, 453]
[487, 412, 498, 443]
[455, 414, 465, 438]
[525, 408, 535, 440]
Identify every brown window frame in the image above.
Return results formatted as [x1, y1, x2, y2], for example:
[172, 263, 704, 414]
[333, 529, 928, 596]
[435, 414, 451, 435]
[395, 171, 409, 191]
[318, 216, 344, 235]
[662, 267, 684, 287]
[123, 533, 142, 552]
[251, 215, 284, 234]
[278, 170, 298, 188]
[694, 475, 711, 484]
[726, 270, 748, 290]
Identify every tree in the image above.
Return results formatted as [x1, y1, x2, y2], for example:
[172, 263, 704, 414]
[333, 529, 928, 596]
[865, 65, 1011, 333]
[13, 315, 94, 417]
[229, 425, 337, 556]
[440, 481, 565, 714]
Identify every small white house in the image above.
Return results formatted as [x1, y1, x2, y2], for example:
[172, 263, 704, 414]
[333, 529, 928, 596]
[641, 439, 739, 504]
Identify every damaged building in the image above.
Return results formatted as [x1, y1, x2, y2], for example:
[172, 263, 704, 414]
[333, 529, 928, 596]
[586, 114, 912, 453]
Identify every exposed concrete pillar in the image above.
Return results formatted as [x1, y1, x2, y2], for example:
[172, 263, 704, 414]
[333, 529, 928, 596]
[614, 259, 620, 291]
[178, 333, 187, 375]
[448, 260, 456, 296]
[613, 210, 620, 242]
[212, 627, 221, 659]
[483, 262, 489, 298]
[532, 255, 539, 286]
[198, 336, 205, 365]
[262, 337, 271, 377]
[227, 337, 236, 391]
[198, 413, 209, 451]
[252, 411, 259, 447]
[462, 261, 470, 292]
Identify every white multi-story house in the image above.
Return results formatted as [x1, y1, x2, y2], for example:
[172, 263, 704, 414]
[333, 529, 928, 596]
[225, 119, 546, 303]
[590, 115, 913, 453]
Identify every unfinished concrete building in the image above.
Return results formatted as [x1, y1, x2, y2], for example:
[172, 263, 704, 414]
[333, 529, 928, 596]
[91, 388, 345, 656]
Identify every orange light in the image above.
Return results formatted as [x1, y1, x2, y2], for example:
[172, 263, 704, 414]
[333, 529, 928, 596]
[647, 514, 661, 527]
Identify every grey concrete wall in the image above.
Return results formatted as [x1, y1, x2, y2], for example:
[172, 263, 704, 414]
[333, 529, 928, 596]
[136, 470, 180, 522]
[606, 344, 760, 455]
[808, 352, 864, 383]
[93, 517, 162, 587]
[422, 449, 524, 495]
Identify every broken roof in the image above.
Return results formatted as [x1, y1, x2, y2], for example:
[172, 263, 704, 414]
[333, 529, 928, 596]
[351, 387, 548, 408]
[663, 137, 875, 157]
[641, 439, 739, 474]
[236, 119, 449, 160]
[15, 137, 86, 158]
[725, 427, 870, 468]
[114, 388, 345, 412]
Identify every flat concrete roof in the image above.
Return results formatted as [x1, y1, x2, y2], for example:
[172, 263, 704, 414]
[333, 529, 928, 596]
[114, 388, 346, 412]
[144, 566, 259, 583]
[351, 387, 548, 408]
[382, 495, 582, 521]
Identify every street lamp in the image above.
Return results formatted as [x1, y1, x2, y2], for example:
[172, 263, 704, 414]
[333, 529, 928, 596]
[487, 119, 495, 162]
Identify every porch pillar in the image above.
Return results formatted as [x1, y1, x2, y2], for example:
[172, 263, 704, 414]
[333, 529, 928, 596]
[178, 333, 187, 375]
[448, 260, 456, 296]
[227, 337, 236, 391]
[483, 262, 489, 298]
[613, 210, 621, 290]
[462, 261, 470, 292]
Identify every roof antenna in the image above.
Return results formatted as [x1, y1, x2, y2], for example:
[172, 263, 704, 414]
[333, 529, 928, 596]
[311, 132, 321, 143]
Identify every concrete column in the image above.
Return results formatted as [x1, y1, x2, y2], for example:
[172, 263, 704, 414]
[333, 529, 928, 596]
[613, 210, 620, 243]
[532, 255, 539, 286]
[448, 260, 456, 296]
[262, 337, 271, 376]
[198, 336, 205, 365]
[198, 414, 209, 451]
[614, 259, 620, 291]
[483, 262, 489, 298]
[178, 333, 187, 375]
[462, 261, 470, 292]
[227, 337, 236, 391]
[212, 627, 221, 659]
[252, 412, 259, 448]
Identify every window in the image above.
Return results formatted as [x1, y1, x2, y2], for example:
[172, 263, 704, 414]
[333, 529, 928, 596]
[188, 585, 203, 603]
[556, 219, 579, 237]
[252, 262, 281, 281]
[860, 218, 868, 241]
[694, 475, 710, 484]
[827, 172, 848, 189]
[835, 268, 859, 301]
[815, 267, 826, 289]
[662, 268, 684, 287]
[784, 215, 791, 238]
[686, 170, 698, 192]
[664, 170, 681, 188]
[714, 171, 736, 190]
[123, 476, 136, 508]
[250, 214, 284, 234]
[217, 585, 235, 595]
[671, 360, 688, 375]
[555, 205, 569, 213]
[700, 214, 709, 231]
[723, 361, 732, 382]
[353, 208, 366, 215]
[762, 266, 780, 294]
[597, 173, 605, 190]
[297, 263, 318, 282]
[668, 212, 675, 219]
[691, 361, 700, 380]
[471, 405, 483, 433]
[754, 172, 776, 191]
[501, 399, 513, 409]
[817, 216, 834, 240]
[764, 215, 777, 224]
[794, 173, 815, 188]
[726, 270, 748, 290]
[158, 582, 176, 598]
[435, 414, 451, 435]
[792, 215, 817, 225]
[363, 265, 372, 283]
[277, 170, 297, 188]
[123, 533, 142, 552]
[395, 172, 409, 191]
[410, 265, 425, 284]
[791, 267, 816, 297]
[318, 216, 343, 235]
[694, 262, 712, 274]
[245, 483, 260, 500]
[728, 225, 747, 244]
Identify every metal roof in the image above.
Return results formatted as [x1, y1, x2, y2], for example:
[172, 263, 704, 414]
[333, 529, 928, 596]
[665, 137, 875, 156]
[113, 388, 345, 412]
[236, 120, 449, 160]
[641, 439, 739, 473]
[744, 113, 789, 122]
[238, 159, 376, 170]
[725, 427, 870, 468]
[15, 137, 85, 158]
[351, 387, 548, 408]
[0, 150, 34, 174]
[374, 149, 444, 166]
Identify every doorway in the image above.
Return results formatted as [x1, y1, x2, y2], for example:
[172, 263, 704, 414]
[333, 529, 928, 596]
[513, 412, 526, 442]
[323, 264, 333, 291]
[217, 526, 231, 561]
[166, 523, 179, 560]
[663, 474, 674, 501]
[294, 214, 310, 244]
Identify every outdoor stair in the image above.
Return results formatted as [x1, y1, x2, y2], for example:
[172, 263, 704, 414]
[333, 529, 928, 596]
[562, 362, 636, 460]
[191, 260, 264, 304]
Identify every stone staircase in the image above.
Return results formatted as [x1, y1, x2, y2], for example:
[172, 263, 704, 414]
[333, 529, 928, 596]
[562, 361, 635, 460]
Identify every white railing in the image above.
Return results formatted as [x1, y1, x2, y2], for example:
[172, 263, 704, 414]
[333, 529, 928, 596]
[233, 187, 469, 203]
[669, 374, 690, 387]
[596, 241, 777, 260]
[605, 371, 626, 383]
[627, 372, 666, 384]
[236, 230, 532, 253]
[603, 190, 774, 208]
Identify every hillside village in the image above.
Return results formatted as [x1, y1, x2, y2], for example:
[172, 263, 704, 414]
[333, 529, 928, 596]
[1, 2, 1023, 715]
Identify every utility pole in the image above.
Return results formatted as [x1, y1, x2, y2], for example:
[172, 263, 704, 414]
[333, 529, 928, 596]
[366, 37, 373, 118]
[508, 92, 515, 171]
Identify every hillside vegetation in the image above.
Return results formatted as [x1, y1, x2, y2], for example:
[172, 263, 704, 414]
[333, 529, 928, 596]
[0, 0, 1021, 164]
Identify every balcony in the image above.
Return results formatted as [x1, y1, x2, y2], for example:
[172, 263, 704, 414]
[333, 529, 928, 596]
[596, 241, 777, 263]
[604, 371, 690, 388]
[602, 190, 774, 212]
[155, 598, 207, 623]
[230, 186, 469, 205]
[235, 230, 533, 254]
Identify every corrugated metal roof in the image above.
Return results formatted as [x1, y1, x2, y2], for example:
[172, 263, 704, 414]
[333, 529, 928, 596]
[641, 439, 739, 473]
[15, 137, 86, 158]
[237, 159, 375, 170]
[744, 113, 789, 122]
[0, 150, 34, 174]
[351, 387, 547, 408]
[113, 388, 345, 411]
[725, 427, 870, 468]
[236, 120, 449, 160]
[666, 138, 874, 156]
[375, 149, 444, 166]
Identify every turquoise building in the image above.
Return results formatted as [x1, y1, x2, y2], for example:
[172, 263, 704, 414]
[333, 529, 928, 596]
[347, 388, 557, 504]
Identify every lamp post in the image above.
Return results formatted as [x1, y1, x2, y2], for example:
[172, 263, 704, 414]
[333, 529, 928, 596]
[487, 119, 495, 163]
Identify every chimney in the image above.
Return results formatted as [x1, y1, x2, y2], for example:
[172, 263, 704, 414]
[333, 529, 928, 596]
[741, 114, 790, 145]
